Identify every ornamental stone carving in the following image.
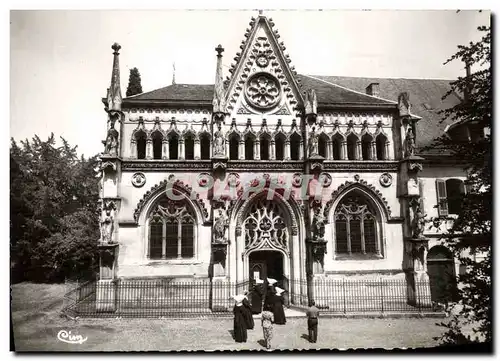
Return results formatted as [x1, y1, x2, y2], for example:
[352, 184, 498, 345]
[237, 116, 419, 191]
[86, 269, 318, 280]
[131, 172, 146, 188]
[379, 173, 392, 187]
[245, 73, 281, 110]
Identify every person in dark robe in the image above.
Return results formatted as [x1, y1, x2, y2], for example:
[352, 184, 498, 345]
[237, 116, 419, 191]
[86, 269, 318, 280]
[250, 279, 264, 314]
[264, 278, 278, 311]
[242, 291, 254, 329]
[232, 295, 247, 343]
[272, 287, 286, 325]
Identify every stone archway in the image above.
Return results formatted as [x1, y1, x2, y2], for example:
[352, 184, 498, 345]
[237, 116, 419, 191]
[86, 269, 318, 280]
[229, 190, 306, 305]
[427, 245, 458, 303]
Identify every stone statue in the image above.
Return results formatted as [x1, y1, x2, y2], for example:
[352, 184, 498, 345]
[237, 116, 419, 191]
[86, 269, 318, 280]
[308, 127, 319, 157]
[305, 89, 317, 115]
[100, 208, 114, 244]
[406, 128, 416, 157]
[105, 116, 119, 156]
[313, 209, 326, 241]
[213, 122, 225, 157]
[413, 205, 427, 239]
[213, 209, 228, 244]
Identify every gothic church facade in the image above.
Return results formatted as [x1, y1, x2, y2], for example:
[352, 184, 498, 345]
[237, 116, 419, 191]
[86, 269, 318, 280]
[97, 13, 467, 308]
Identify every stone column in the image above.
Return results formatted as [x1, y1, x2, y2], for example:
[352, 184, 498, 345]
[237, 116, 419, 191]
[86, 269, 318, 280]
[356, 141, 362, 160]
[146, 139, 152, 159]
[194, 138, 201, 160]
[270, 140, 275, 160]
[385, 141, 391, 160]
[285, 140, 291, 160]
[179, 139, 185, 160]
[327, 140, 333, 160]
[165, 139, 170, 159]
[162, 140, 168, 160]
[255, 140, 260, 160]
[131, 139, 137, 159]
[239, 140, 245, 160]
[299, 141, 304, 160]
[371, 141, 377, 160]
[341, 141, 347, 160]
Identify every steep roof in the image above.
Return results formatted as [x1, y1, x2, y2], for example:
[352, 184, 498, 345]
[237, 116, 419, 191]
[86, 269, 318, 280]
[313, 75, 462, 150]
[122, 75, 461, 151]
[126, 84, 214, 103]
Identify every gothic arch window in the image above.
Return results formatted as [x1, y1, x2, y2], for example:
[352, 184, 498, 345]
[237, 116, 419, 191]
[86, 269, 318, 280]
[151, 131, 163, 160]
[318, 133, 329, 158]
[347, 133, 359, 161]
[229, 133, 240, 160]
[332, 133, 344, 160]
[260, 134, 271, 161]
[275, 133, 286, 161]
[243, 197, 289, 253]
[245, 134, 255, 160]
[184, 133, 195, 160]
[375, 133, 388, 160]
[136, 130, 147, 160]
[200, 133, 211, 160]
[168, 133, 179, 160]
[290, 133, 301, 160]
[361, 133, 373, 160]
[148, 196, 196, 260]
[334, 192, 381, 257]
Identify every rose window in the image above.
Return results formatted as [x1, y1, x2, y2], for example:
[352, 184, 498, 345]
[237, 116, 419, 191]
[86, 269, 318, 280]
[244, 73, 281, 110]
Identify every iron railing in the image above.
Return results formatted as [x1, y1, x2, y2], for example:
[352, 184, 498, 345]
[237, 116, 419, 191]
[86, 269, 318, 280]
[63, 277, 434, 318]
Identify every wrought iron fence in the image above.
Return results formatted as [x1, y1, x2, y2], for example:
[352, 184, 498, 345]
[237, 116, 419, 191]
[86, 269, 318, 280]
[62, 277, 433, 318]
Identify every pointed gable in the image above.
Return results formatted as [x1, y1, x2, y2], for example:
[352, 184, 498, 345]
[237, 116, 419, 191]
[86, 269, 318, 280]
[224, 14, 303, 116]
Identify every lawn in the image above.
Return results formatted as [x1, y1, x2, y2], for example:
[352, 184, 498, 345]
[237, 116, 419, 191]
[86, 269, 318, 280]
[11, 282, 449, 351]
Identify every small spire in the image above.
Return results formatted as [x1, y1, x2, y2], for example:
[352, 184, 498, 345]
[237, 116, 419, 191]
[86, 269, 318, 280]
[108, 42, 122, 111]
[213, 45, 225, 114]
[258, 9, 263, 16]
[172, 62, 176, 85]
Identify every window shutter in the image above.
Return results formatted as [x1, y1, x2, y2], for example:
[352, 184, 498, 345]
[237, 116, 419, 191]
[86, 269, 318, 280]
[436, 179, 448, 216]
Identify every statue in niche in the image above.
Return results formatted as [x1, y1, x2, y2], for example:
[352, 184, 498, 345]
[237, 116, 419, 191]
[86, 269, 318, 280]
[308, 127, 319, 157]
[412, 204, 427, 239]
[406, 128, 416, 157]
[312, 208, 326, 242]
[100, 207, 115, 244]
[412, 245, 426, 272]
[213, 122, 225, 157]
[105, 116, 119, 156]
[213, 209, 228, 244]
[305, 89, 318, 115]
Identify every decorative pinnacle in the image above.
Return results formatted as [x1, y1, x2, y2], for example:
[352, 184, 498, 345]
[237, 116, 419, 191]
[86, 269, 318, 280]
[258, 9, 263, 16]
[215, 44, 224, 57]
[111, 42, 121, 54]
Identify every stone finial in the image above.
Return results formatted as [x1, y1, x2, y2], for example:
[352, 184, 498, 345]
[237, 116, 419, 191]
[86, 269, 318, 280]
[215, 44, 224, 57]
[111, 42, 121, 54]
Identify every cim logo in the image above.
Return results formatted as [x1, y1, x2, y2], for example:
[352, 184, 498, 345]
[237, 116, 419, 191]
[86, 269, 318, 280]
[57, 330, 87, 344]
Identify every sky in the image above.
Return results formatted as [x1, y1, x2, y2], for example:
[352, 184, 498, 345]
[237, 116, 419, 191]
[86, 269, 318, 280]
[9, 9, 491, 158]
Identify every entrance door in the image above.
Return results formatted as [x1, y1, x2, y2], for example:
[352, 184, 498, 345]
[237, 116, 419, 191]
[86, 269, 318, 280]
[249, 251, 289, 305]
[427, 246, 458, 303]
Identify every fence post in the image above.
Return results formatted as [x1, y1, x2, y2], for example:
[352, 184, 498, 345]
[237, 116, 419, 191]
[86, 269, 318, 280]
[342, 278, 346, 314]
[380, 278, 384, 315]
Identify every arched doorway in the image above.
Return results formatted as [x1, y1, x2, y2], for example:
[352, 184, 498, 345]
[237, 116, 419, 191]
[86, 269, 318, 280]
[249, 250, 289, 305]
[234, 191, 303, 304]
[427, 246, 458, 303]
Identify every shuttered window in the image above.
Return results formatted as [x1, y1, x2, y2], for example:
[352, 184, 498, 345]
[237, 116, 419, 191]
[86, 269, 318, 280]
[436, 179, 449, 216]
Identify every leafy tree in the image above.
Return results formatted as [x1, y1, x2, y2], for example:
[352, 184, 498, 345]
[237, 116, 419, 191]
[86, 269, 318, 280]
[429, 25, 491, 345]
[10, 134, 100, 283]
[126, 67, 143, 97]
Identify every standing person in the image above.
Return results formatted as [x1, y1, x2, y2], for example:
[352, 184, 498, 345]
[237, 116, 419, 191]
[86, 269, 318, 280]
[306, 300, 320, 343]
[242, 291, 255, 329]
[251, 278, 264, 314]
[261, 305, 274, 350]
[273, 287, 286, 325]
[264, 278, 277, 310]
[232, 295, 247, 343]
